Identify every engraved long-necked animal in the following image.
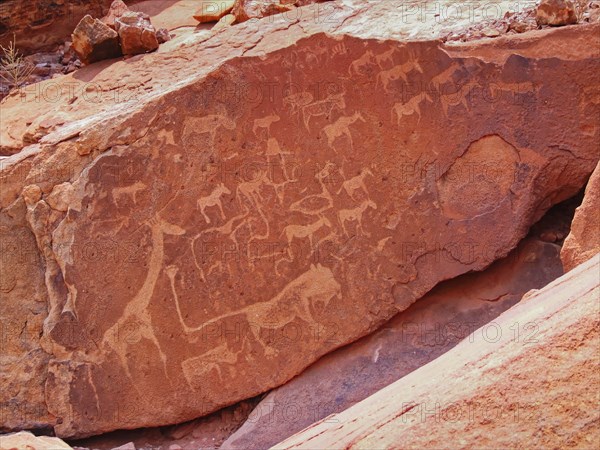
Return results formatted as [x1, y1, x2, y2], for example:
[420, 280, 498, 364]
[323, 112, 365, 150]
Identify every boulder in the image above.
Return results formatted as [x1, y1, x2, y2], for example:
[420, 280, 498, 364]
[115, 11, 159, 56]
[101, 0, 131, 30]
[536, 0, 579, 26]
[193, 0, 236, 23]
[274, 254, 600, 449]
[156, 28, 172, 44]
[0, 0, 599, 439]
[561, 162, 600, 271]
[0, 431, 72, 449]
[0, 0, 114, 55]
[71, 15, 122, 65]
[221, 237, 563, 449]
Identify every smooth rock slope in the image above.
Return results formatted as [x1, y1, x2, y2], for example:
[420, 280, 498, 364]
[274, 254, 600, 449]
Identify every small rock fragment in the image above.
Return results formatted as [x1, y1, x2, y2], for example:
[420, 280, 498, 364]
[156, 28, 172, 43]
[115, 11, 159, 56]
[536, 0, 578, 26]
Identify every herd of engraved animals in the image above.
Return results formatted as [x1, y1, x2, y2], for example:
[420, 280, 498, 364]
[104, 43, 517, 386]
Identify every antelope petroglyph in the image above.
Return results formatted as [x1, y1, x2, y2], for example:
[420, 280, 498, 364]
[302, 93, 346, 130]
[348, 50, 375, 75]
[253, 114, 280, 137]
[338, 199, 377, 236]
[391, 93, 433, 124]
[337, 168, 373, 200]
[183, 114, 236, 144]
[281, 216, 333, 250]
[375, 47, 397, 68]
[323, 112, 365, 150]
[197, 183, 231, 224]
[377, 58, 424, 92]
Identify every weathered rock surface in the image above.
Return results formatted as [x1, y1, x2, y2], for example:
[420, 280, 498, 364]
[562, 162, 600, 271]
[232, 0, 329, 23]
[221, 236, 564, 450]
[194, 0, 236, 23]
[274, 254, 600, 449]
[115, 11, 159, 56]
[71, 15, 122, 65]
[0, 0, 599, 439]
[536, 0, 579, 26]
[0, 0, 114, 54]
[0, 431, 72, 449]
[102, 0, 131, 30]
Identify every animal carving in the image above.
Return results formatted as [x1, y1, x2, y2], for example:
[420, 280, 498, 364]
[348, 50, 375, 75]
[323, 112, 365, 150]
[375, 47, 397, 68]
[183, 114, 236, 144]
[283, 91, 314, 115]
[337, 168, 373, 199]
[281, 217, 332, 250]
[197, 183, 231, 223]
[302, 94, 346, 130]
[169, 263, 342, 356]
[253, 114, 280, 137]
[338, 199, 377, 236]
[377, 58, 424, 92]
[391, 93, 433, 124]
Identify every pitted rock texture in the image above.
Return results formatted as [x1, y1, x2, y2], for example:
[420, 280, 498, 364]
[0, 1, 599, 439]
[41, 34, 600, 437]
[0, 0, 114, 54]
[221, 237, 564, 450]
[561, 162, 600, 271]
[274, 255, 600, 449]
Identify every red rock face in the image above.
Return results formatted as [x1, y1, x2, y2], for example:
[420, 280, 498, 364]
[561, 162, 600, 271]
[37, 32, 599, 438]
[274, 254, 600, 449]
[71, 15, 122, 65]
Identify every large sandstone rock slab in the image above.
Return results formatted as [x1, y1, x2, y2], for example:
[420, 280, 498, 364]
[0, 1, 599, 439]
[221, 237, 564, 450]
[561, 162, 600, 271]
[274, 254, 600, 449]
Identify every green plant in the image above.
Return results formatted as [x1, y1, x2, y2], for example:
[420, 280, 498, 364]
[0, 36, 34, 90]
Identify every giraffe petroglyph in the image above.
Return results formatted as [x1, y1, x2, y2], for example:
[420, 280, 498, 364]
[338, 199, 377, 236]
[323, 112, 365, 150]
[197, 183, 231, 224]
[100, 215, 185, 389]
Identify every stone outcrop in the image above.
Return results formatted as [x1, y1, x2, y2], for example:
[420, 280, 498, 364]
[221, 236, 564, 450]
[101, 0, 130, 29]
[0, 431, 72, 449]
[115, 11, 159, 56]
[536, 0, 579, 26]
[194, 0, 236, 23]
[561, 162, 600, 271]
[0, 0, 599, 440]
[232, 0, 330, 23]
[71, 15, 122, 65]
[0, 0, 114, 55]
[274, 254, 600, 449]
